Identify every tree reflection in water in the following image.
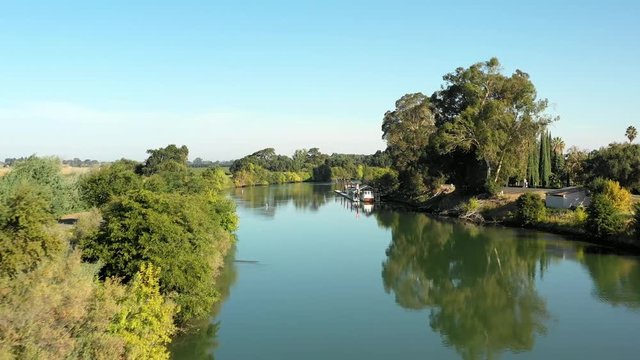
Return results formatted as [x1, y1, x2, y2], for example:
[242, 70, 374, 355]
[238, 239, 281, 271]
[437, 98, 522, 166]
[232, 183, 333, 217]
[170, 245, 238, 359]
[582, 254, 640, 309]
[378, 212, 550, 360]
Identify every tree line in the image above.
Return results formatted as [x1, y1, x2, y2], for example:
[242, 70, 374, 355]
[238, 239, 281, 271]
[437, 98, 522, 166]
[0, 144, 237, 359]
[229, 147, 392, 186]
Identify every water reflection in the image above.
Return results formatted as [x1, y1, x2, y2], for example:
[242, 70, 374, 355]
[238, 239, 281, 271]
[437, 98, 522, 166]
[377, 212, 551, 359]
[582, 254, 640, 309]
[170, 246, 238, 359]
[231, 183, 334, 217]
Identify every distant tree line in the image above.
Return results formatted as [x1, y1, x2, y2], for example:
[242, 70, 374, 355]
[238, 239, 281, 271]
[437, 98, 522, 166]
[229, 147, 392, 186]
[189, 158, 233, 168]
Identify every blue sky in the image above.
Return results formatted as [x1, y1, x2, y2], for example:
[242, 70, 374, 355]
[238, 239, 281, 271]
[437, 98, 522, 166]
[1, 0, 638, 161]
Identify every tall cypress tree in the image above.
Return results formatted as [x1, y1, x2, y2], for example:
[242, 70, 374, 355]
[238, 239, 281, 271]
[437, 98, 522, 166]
[538, 131, 551, 187]
[527, 139, 540, 187]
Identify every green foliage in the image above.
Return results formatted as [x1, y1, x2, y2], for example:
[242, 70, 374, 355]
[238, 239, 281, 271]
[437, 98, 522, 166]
[0, 156, 83, 216]
[382, 93, 435, 194]
[112, 263, 177, 360]
[82, 189, 236, 322]
[584, 143, 640, 193]
[527, 140, 540, 187]
[0, 250, 127, 360]
[70, 208, 102, 248]
[201, 167, 232, 192]
[434, 58, 552, 188]
[79, 160, 143, 207]
[370, 171, 400, 196]
[380, 58, 554, 198]
[312, 162, 332, 182]
[139, 144, 189, 176]
[550, 136, 566, 187]
[461, 197, 480, 215]
[0, 182, 63, 277]
[588, 178, 632, 212]
[634, 203, 640, 241]
[515, 193, 546, 226]
[564, 146, 589, 186]
[573, 206, 588, 224]
[539, 131, 552, 187]
[626, 126, 637, 143]
[586, 194, 625, 240]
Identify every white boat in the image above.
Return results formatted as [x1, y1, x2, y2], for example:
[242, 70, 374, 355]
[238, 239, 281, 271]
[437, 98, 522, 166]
[334, 183, 375, 203]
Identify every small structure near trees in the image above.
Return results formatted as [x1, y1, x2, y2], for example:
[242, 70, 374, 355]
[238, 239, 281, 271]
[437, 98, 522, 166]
[545, 187, 590, 209]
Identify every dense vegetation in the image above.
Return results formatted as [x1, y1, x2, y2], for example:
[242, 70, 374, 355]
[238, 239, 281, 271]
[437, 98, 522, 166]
[381, 58, 556, 198]
[376, 57, 640, 246]
[229, 147, 393, 186]
[0, 145, 237, 359]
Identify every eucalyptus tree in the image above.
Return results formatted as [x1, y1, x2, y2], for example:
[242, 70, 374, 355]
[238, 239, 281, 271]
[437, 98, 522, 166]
[433, 58, 554, 187]
[382, 92, 436, 196]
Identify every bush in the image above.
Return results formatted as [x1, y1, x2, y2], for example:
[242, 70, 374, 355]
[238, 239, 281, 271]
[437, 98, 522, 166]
[461, 197, 480, 215]
[0, 250, 127, 360]
[0, 156, 83, 216]
[586, 194, 625, 240]
[112, 263, 177, 360]
[81, 189, 236, 322]
[588, 178, 632, 212]
[633, 203, 640, 241]
[515, 193, 546, 226]
[369, 171, 399, 196]
[573, 206, 588, 224]
[0, 182, 63, 277]
[79, 160, 143, 208]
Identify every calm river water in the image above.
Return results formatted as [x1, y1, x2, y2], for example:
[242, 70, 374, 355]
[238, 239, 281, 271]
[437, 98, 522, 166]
[171, 183, 640, 359]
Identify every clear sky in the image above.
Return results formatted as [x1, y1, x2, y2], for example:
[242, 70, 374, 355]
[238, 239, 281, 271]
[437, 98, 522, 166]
[1, 0, 638, 161]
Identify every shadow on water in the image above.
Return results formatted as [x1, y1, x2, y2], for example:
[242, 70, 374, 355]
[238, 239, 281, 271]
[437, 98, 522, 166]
[169, 245, 238, 360]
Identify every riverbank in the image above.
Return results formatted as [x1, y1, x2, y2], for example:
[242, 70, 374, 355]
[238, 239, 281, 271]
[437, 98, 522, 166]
[384, 191, 640, 254]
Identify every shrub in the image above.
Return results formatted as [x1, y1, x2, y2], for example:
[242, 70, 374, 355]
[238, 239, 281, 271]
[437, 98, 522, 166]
[586, 194, 625, 240]
[79, 160, 142, 208]
[81, 189, 236, 322]
[112, 263, 177, 360]
[588, 178, 632, 212]
[0, 182, 63, 277]
[633, 203, 640, 241]
[70, 209, 102, 248]
[0, 156, 83, 216]
[0, 250, 126, 360]
[573, 206, 588, 224]
[461, 197, 480, 215]
[515, 193, 546, 226]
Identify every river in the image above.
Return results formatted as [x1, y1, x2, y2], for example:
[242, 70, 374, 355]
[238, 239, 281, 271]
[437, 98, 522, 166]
[171, 183, 640, 359]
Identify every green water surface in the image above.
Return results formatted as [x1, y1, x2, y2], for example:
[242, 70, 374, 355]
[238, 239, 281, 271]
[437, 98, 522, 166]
[171, 183, 640, 359]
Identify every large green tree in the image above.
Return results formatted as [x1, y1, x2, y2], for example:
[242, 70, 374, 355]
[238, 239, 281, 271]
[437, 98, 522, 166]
[139, 144, 189, 175]
[434, 58, 553, 187]
[583, 143, 640, 193]
[538, 131, 552, 187]
[82, 189, 236, 322]
[382, 92, 436, 196]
